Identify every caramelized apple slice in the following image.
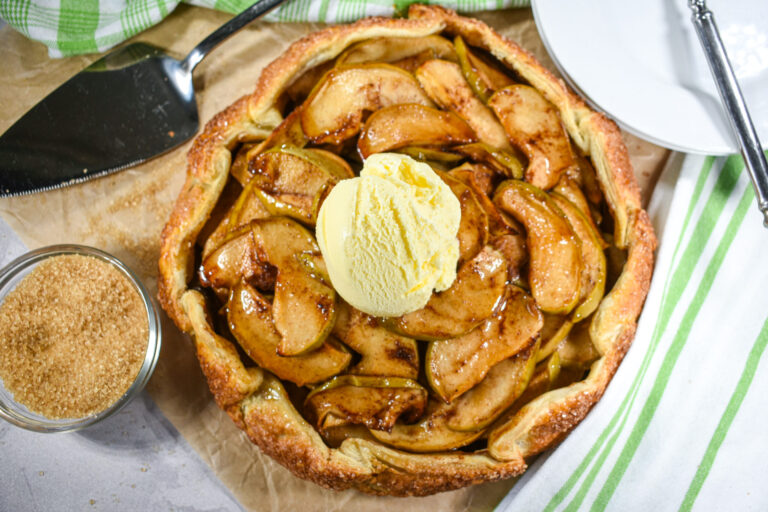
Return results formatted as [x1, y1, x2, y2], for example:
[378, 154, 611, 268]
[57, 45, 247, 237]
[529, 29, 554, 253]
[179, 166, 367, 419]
[357, 104, 476, 158]
[437, 170, 488, 264]
[551, 193, 607, 322]
[449, 163, 517, 236]
[296, 251, 331, 285]
[448, 163, 529, 282]
[556, 320, 600, 369]
[415, 59, 512, 150]
[285, 62, 334, 103]
[318, 424, 375, 448]
[227, 282, 350, 386]
[454, 35, 515, 103]
[304, 375, 427, 432]
[252, 217, 337, 356]
[396, 147, 465, 167]
[249, 146, 353, 225]
[333, 301, 419, 379]
[488, 352, 561, 440]
[336, 35, 458, 69]
[200, 225, 276, 292]
[494, 180, 582, 314]
[448, 161, 496, 196]
[230, 142, 260, 185]
[568, 155, 604, 207]
[228, 110, 311, 187]
[425, 286, 542, 403]
[265, 108, 308, 148]
[489, 84, 575, 190]
[308, 148, 358, 180]
[446, 340, 538, 431]
[448, 165, 529, 284]
[229, 184, 272, 233]
[488, 352, 561, 433]
[301, 64, 433, 145]
[536, 313, 573, 363]
[454, 142, 523, 179]
[490, 233, 528, 285]
[369, 399, 484, 452]
[554, 174, 606, 247]
[387, 245, 507, 340]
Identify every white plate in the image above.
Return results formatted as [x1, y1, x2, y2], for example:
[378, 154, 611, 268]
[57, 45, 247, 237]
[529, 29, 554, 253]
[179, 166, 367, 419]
[531, 0, 768, 155]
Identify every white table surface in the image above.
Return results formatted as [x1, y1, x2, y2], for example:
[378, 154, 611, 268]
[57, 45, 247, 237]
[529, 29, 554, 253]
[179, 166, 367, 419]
[0, 220, 243, 511]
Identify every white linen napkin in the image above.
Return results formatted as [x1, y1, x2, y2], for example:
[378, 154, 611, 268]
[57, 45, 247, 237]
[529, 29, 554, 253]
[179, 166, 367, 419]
[497, 152, 768, 511]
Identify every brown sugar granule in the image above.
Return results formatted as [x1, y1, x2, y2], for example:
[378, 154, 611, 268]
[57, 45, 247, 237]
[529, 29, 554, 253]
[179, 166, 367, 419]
[0, 254, 149, 419]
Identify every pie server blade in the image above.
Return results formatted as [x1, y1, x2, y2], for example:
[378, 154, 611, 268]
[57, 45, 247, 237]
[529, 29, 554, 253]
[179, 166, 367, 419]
[0, 44, 197, 197]
[0, 0, 287, 198]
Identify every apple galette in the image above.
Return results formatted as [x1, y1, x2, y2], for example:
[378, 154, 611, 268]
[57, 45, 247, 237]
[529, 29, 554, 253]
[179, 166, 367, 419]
[158, 5, 656, 496]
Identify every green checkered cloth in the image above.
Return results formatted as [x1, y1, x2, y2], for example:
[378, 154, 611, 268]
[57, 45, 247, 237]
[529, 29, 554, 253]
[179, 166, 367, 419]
[0, 0, 530, 57]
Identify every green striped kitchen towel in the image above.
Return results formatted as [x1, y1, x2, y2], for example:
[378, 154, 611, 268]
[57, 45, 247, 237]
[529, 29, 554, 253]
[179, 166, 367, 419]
[496, 152, 768, 511]
[0, 0, 530, 57]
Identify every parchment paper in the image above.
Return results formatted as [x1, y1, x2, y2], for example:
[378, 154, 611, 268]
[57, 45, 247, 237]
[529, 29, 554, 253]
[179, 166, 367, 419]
[0, 6, 669, 511]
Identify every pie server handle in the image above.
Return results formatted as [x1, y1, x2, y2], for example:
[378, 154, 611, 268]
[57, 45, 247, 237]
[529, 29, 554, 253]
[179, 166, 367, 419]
[689, 0, 768, 227]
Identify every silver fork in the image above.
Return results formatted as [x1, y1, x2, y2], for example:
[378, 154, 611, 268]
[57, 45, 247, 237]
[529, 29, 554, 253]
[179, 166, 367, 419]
[689, 0, 768, 227]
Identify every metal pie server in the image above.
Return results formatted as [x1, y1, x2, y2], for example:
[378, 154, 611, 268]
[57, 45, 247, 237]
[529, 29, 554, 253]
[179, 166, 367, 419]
[0, 0, 287, 197]
[689, 0, 768, 227]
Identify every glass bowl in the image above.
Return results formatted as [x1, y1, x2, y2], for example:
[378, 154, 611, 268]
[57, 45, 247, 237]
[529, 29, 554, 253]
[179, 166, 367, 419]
[0, 245, 161, 433]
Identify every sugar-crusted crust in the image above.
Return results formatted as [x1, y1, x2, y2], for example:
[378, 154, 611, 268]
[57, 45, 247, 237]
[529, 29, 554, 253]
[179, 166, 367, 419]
[157, 5, 656, 496]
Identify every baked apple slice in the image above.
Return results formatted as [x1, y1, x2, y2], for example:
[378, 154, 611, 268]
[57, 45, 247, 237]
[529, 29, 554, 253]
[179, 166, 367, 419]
[550, 193, 607, 323]
[553, 173, 606, 247]
[332, 301, 419, 379]
[415, 59, 512, 150]
[448, 164, 529, 282]
[225, 177, 273, 235]
[301, 64, 433, 145]
[336, 35, 458, 70]
[368, 399, 484, 452]
[449, 163, 518, 236]
[556, 320, 600, 369]
[230, 142, 260, 185]
[494, 180, 582, 314]
[446, 340, 538, 431]
[438, 170, 489, 264]
[317, 424, 375, 448]
[490, 232, 528, 285]
[304, 375, 427, 432]
[296, 251, 331, 285]
[396, 146, 465, 167]
[447, 161, 496, 196]
[357, 104, 476, 158]
[425, 286, 542, 403]
[386, 245, 507, 340]
[489, 84, 575, 190]
[227, 282, 350, 386]
[261, 109, 308, 151]
[537, 314, 573, 362]
[249, 145, 353, 226]
[485, 351, 562, 439]
[454, 142, 523, 179]
[568, 155, 604, 207]
[232, 110, 308, 185]
[250, 217, 338, 356]
[454, 35, 515, 103]
[200, 224, 276, 293]
[285, 61, 335, 103]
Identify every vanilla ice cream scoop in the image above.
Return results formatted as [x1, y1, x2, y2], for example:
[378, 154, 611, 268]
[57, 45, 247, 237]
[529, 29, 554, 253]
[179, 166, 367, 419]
[316, 153, 460, 317]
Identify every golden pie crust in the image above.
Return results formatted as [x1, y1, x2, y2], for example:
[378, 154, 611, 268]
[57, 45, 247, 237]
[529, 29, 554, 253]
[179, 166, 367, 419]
[157, 5, 656, 496]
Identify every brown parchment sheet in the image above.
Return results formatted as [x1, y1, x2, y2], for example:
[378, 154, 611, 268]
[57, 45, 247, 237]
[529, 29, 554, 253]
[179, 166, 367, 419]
[0, 6, 669, 511]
